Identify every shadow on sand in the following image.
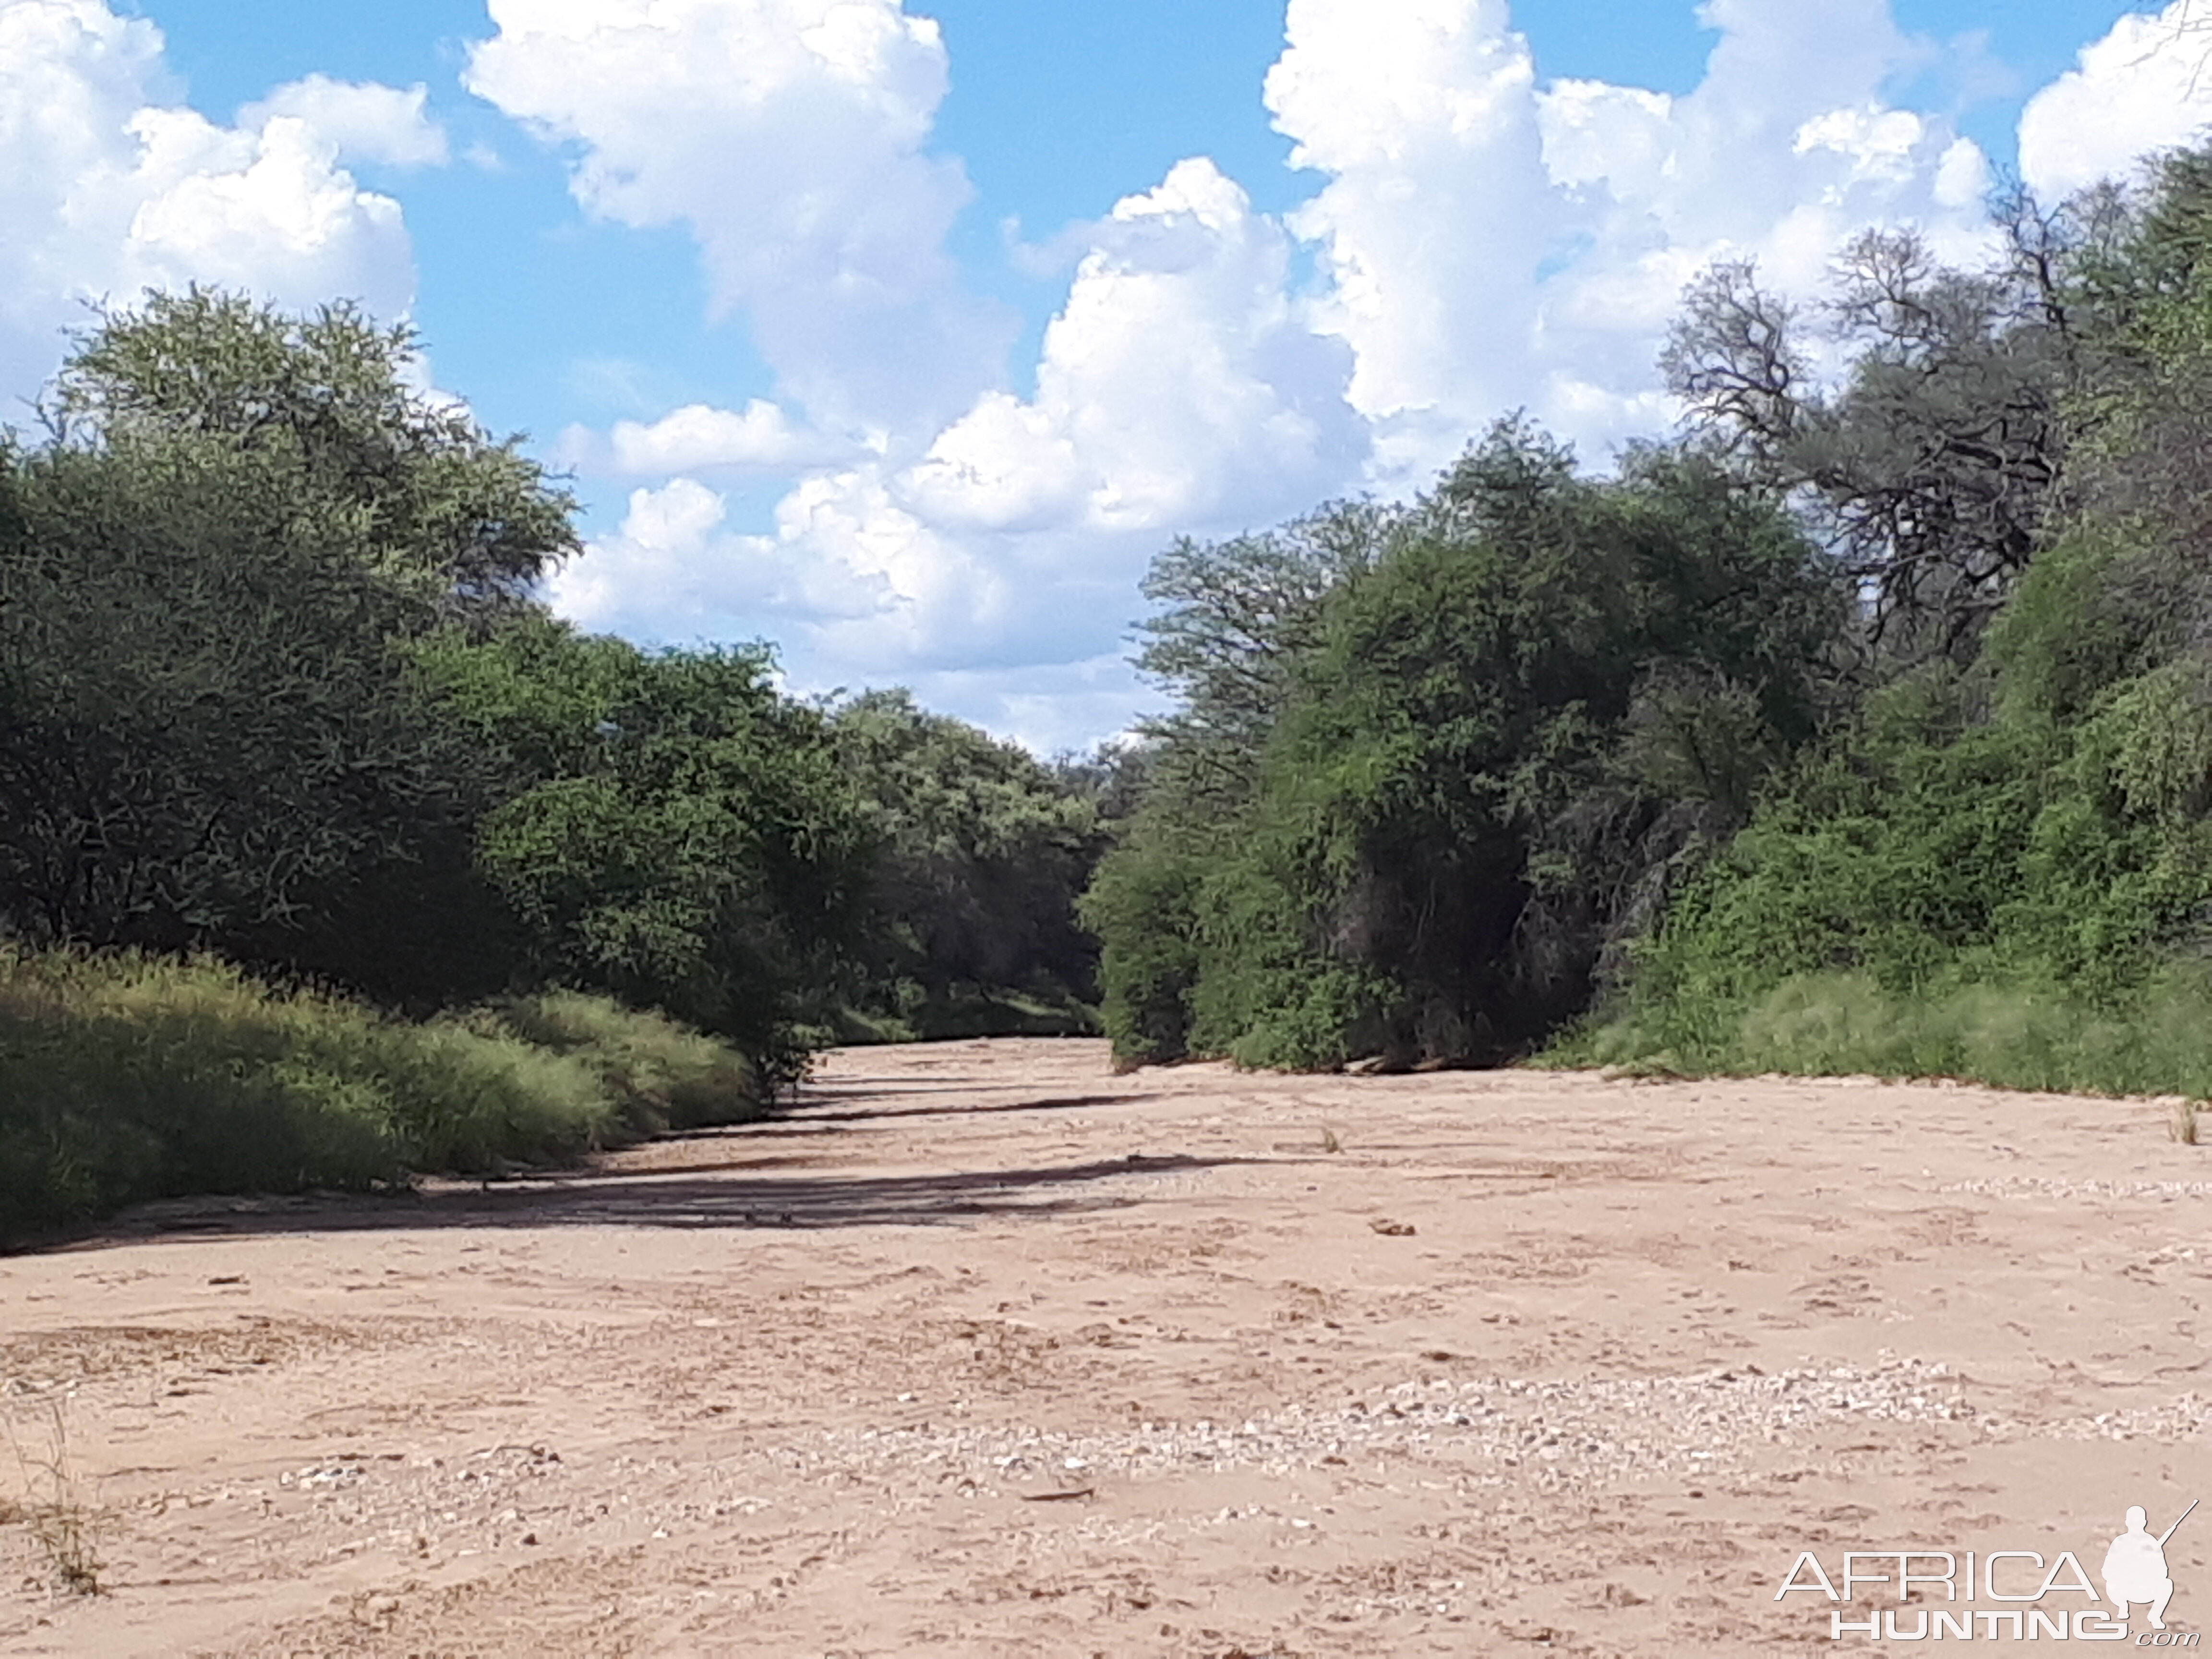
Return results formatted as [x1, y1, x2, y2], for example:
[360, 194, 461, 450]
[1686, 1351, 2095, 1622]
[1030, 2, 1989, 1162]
[46, 1079, 1297, 1252]
[84, 1151, 1285, 1245]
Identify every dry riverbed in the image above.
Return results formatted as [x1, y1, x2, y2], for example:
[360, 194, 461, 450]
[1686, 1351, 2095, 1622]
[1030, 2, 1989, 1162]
[2, 1039, 2207, 1655]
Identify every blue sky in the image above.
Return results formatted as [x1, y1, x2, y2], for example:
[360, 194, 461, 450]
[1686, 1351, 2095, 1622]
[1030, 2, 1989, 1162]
[9, 0, 2206, 749]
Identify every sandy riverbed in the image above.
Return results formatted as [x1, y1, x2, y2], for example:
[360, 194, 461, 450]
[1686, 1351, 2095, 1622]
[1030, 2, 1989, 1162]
[2, 1038, 2207, 1655]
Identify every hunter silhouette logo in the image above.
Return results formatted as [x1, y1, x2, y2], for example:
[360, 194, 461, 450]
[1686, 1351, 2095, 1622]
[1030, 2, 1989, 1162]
[2107, 1501, 2196, 1633]
[1776, 1498, 2200, 1643]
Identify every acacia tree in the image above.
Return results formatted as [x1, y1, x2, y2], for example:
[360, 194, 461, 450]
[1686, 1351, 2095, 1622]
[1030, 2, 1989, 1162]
[44, 288, 577, 625]
[0, 291, 577, 975]
[415, 617, 872, 1076]
[1662, 208, 2103, 663]
[1128, 502, 1396, 818]
[1086, 422, 1847, 1069]
[828, 690, 1103, 1012]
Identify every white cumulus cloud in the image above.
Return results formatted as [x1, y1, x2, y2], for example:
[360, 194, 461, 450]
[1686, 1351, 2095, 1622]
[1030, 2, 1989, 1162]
[2019, 2, 2212, 199]
[578, 399, 868, 476]
[0, 0, 429, 414]
[550, 155, 1366, 714]
[466, 0, 1015, 435]
[1266, 0, 1995, 489]
[529, 0, 2194, 749]
[240, 74, 449, 169]
[904, 158, 1363, 537]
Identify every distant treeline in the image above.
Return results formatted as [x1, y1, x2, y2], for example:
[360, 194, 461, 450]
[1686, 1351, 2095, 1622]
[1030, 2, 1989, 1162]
[1087, 146, 2212, 1102]
[0, 290, 1108, 1235]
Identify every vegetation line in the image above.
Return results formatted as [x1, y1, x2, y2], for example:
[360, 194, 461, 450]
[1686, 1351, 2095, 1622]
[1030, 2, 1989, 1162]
[15, 144, 2212, 1238]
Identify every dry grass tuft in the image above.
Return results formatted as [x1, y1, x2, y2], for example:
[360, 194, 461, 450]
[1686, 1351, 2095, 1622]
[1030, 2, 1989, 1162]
[5, 1401, 108, 1596]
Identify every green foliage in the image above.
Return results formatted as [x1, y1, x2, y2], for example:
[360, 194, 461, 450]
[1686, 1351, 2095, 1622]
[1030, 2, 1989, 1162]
[414, 617, 871, 1079]
[1088, 422, 1846, 1069]
[1582, 153, 2212, 1086]
[0, 948, 762, 1243]
[0, 434, 497, 957]
[480, 990, 763, 1135]
[0, 290, 576, 998]
[1079, 832, 1208, 1064]
[46, 288, 577, 618]
[828, 689, 1104, 1021]
[1566, 967, 2212, 1104]
[1130, 503, 1393, 816]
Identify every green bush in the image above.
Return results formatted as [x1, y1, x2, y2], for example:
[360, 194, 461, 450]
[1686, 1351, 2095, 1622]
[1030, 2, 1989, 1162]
[1566, 966, 2212, 1102]
[0, 949, 760, 1244]
[1086, 425, 1845, 1070]
[483, 989, 764, 1134]
[1571, 487, 2212, 1094]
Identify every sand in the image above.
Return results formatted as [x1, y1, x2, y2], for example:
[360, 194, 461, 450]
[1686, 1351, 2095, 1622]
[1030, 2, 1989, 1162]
[1, 1038, 2206, 1655]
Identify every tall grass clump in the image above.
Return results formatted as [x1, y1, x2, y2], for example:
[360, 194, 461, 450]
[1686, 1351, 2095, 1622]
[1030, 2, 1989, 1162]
[0, 948, 762, 1244]
[483, 990, 765, 1134]
[1570, 966, 2212, 1102]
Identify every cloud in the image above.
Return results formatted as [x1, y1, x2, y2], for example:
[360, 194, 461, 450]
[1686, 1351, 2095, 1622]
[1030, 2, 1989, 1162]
[563, 399, 869, 476]
[902, 158, 1364, 537]
[466, 0, 1015, 434]
[1265, 0, 1996, 487]
[2018, 2, 2212, 199]
[0, 0, 424, 412]
[240, 74, 449, 169]
[548, 155, 1366, 707]
[544, 470, 1147, 751]
[544, 467, 1005, 668]
[524, 0, 2182, 752]
[531, 0, 2037, 748]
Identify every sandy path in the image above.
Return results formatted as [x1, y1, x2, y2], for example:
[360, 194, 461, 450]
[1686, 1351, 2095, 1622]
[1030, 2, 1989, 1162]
[1, 1039, 2207, 1655]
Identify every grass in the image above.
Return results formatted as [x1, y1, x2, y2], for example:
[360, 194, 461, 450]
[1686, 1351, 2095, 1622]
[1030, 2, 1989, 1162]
[486, 989, 761, 1135]
[1553, 966, 2212, 1121]
[0, 947, 767, 1245]
[5, 1401, 105, 1596]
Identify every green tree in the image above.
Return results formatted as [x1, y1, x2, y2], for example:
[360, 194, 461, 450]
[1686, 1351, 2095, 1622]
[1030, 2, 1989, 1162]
[1593, 145, 2212, 1080]
[45, 288, 577, 625]
[829, 690, 1103, 1014]
[0, 290, 581, 997]
[1087, 423, 1845, 1069]
[0, 435, 496, 960]
[415, 618, 870, 1077]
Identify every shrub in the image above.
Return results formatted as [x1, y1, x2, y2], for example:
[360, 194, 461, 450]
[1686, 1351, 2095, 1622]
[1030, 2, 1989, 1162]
[0, 950, 758, 1244]
[1567, 965, 2212, 1103]
[483, 990, 764, 1134]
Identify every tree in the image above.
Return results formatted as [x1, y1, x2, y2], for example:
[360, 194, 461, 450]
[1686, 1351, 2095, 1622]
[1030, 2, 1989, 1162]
[415, 618, 870, 1076]
[1130, 501, 1396, 816]
[828, 690, 1104, 1011]
[0, 434, 495, 957]
[1086, 422, 1846, 1069]
[0, 290, 578, 990]
[1663, 216, 2088, 663]
[1593, 144, 2212, 1077]
[45, 288, 577, 627]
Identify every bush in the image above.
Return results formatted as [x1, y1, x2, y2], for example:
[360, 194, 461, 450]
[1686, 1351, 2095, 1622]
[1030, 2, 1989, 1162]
[0, 949, 760, 1244]
[1565, 966, 2212, 1102]
[1086, 425, 1845, 1070]
[484, 990, 764, 1134]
